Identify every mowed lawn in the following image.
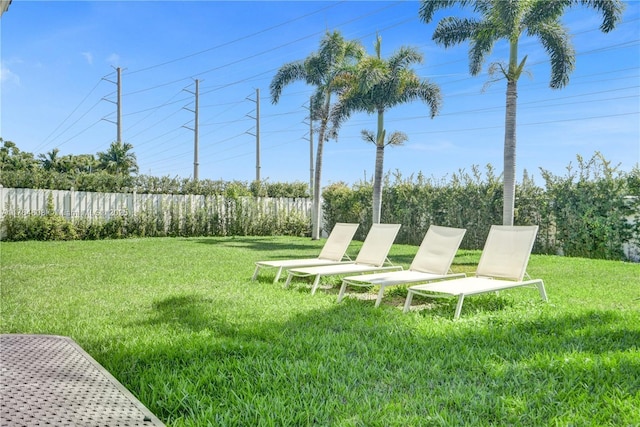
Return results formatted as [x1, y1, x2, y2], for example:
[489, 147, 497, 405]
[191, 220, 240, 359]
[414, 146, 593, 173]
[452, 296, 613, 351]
[1, 236, 639, 426]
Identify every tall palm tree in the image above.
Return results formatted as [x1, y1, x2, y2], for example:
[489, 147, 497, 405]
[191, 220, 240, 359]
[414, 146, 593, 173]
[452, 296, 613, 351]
[419, 0, 624, 226]
[332, 35, 442, 224]
[97, 141, 139, 175]
[270, 30, 364, 239]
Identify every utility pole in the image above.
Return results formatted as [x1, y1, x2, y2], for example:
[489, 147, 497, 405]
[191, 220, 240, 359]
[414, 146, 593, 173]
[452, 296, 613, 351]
[116, 67, 122, 143]
[102, 67, 123, 142]
[246, 88, 261, 182]
[255, 88, 260, 182]
[195, 79, 199, 181]
[183, 79, 200, 180]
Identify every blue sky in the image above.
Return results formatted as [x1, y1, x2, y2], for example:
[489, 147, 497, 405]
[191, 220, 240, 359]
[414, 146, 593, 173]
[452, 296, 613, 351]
[1, 1, 639, 187]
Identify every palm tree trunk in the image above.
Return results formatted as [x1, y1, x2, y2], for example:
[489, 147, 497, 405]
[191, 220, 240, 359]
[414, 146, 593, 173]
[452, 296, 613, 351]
[312, 132, 324, 239]
[311, 96, 332, 239]
[503, 78, 518, 226]
[372, 144, 385, 224]
[372, 110, 385, 224]
[502, 38, 520, 227]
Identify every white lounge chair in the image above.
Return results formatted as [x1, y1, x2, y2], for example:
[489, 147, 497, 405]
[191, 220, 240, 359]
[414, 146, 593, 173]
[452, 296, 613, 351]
[252, 223, 359, 283]
[284, 223, 402, 295]
[338, 225, 467, 307]
[403, 225, 548, 319]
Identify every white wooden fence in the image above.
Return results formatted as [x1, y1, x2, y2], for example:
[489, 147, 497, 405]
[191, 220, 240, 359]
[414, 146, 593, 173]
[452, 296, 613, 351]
[0, 186, 312, 227]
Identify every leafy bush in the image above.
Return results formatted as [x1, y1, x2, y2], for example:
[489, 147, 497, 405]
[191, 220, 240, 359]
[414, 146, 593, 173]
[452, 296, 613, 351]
[2, 152, 637, 261]
[322, 181, 372, 241]
[324, 166, 507, 249]
[1, 167, 308, 198]
[541, 153, 635, 260]
[1, 194, 77, 240]
[323, 154, 637, 260]
[1, 193, 310, 241]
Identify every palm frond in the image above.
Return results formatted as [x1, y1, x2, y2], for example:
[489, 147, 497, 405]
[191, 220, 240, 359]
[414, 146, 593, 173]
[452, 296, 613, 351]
[524, 0, 569, 26]
[419, 0, 474, 23]
[577, 0, 625, 32]
[270, 62, 307, 103]
[386, 131, 408, 147]
[433, 17, 483, 48]
[361, 129, 376, 145]
[467, 20, 499, 76]
[529, 21, 575, 88]
[388, 47, 423, 72]
[492, 0, 523, 36]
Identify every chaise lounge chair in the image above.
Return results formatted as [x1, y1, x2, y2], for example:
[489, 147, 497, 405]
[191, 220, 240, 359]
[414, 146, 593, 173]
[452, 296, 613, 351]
[252, 223, 359, 283]
[403, 225, 548, 319]
[284, 223, 402, 295]
[338, 225, 467, 307]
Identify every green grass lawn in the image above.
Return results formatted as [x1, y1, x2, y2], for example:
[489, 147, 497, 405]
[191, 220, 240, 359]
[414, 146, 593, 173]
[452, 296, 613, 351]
[1, 236, 639, 426]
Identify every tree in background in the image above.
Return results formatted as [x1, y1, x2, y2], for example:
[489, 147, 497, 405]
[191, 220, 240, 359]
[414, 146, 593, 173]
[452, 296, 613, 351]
[419, 0, 625, 226]
[97, 141, 139, 175]
[0, 138, 38, 172]
[270, 30, 365, 239]
[38, 149, 99, 175]
[331, 34, 441, 224]
[67, 154, 98, 174]
[38, 148, 62, 172]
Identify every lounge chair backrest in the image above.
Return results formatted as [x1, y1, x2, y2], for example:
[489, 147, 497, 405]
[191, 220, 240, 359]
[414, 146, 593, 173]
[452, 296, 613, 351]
[317, 223, 360, 261]
[354, 224, 402, 266]
[476, 225, 538, 281]
[410, 225, 466, 274]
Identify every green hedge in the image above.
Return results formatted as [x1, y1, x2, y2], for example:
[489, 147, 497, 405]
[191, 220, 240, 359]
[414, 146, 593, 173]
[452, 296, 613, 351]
[2, 194, 310, 241]
[0, 169, 309, 198]
[3, 153, 638, 261]
[323, 154, 639, 261]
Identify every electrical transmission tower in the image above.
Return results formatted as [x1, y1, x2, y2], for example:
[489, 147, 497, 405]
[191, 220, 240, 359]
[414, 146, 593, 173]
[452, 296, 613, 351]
[183, 79, 200, 180]
[246, 88, 261, 182]
[102, 67, 123, 143]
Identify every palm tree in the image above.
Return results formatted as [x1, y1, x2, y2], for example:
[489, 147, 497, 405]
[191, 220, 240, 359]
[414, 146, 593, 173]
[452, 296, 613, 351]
[70, 154, 98, 174]
[270, 30, 365, 239]
[331, 35, 442, 224]
[97, 141, 139, 175]
[419, 0, 624, 226]
[38, 148, 61, 172]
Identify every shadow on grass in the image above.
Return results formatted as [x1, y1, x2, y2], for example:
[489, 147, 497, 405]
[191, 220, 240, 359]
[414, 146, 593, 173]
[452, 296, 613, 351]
[104, 296, 640, 425]
[136, 294, 238, 336]
[191, 236, 326, 253]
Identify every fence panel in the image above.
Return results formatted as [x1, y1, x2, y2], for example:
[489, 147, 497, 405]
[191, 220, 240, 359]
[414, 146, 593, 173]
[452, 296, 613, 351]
[0, 187, 312, 238]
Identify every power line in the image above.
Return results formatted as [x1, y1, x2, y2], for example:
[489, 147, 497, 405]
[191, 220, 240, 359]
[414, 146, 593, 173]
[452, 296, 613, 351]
[123, 2, 406, 97]
[32, 3, 639, 176]
[125, 2, 346, 75]
[34, 78, 105, 153]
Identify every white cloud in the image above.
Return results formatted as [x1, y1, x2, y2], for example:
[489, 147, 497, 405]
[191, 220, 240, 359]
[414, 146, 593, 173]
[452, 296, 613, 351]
[0, 64, 20, 85]
[82, 52, 93, 65]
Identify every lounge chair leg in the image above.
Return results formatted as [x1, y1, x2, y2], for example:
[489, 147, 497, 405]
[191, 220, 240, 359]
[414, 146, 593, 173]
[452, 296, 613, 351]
[310, 276, 321, 295]
[251, 265, 260, 281]
[337, 281, 347, 303]
[284, 274, 293, 288]
[375, 286, 385, 308]
[273, 267, 283, 283]
[403, 291, 414, 313]
[537, 280, 548, 302]
[454, 295, 465, 320]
